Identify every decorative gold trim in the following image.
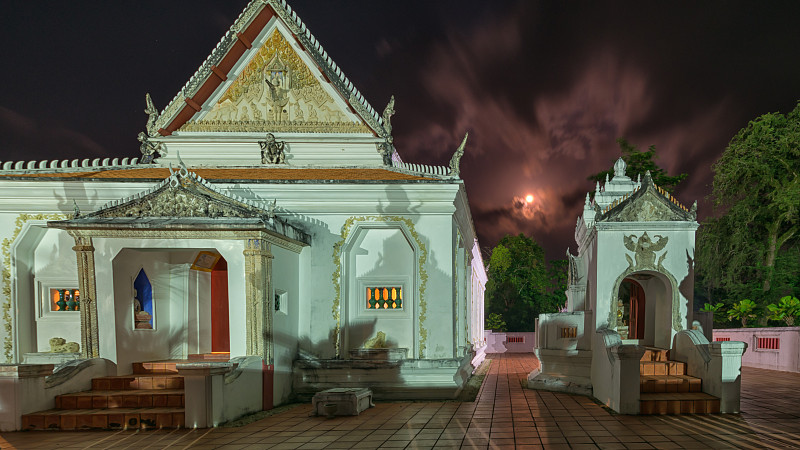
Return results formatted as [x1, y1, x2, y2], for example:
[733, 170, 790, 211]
[331, 216, 428, 358]
[69, 234, 100, 358]
[608, 267, 683, 335]
[182, 29, 373, 134]
[2, 213, 67, 362]
[180, 119, 371, 133]
[244, 237, 274, 362]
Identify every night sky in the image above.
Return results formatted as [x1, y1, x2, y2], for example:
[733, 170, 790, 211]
[2, 1, 799, 259]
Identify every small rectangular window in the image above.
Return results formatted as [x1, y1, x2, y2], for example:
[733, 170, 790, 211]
[366, 287, 403, 310]
[715, 337, 731, 342]
[275, 290, 288, 314]
[49, 289, 80, 312]
[507, 336, 524, 343]
[756, 337, 779, 350]
[560, 327, 577, 339]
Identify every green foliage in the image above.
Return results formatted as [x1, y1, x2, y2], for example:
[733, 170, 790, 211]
[727, 299, 759, 327]
[701, 302, 725, 322]
[587, 138, 688, 197]
[697, 102, 800, 310]
[484, 234, 562, 332]
[546, 259, 569, 311]
[485, 313, 507, 332]
[701, 302, 724, 312]
[767, 296, 800, 326]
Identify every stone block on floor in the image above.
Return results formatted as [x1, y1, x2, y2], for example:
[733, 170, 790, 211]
[312, 388, 374, 416]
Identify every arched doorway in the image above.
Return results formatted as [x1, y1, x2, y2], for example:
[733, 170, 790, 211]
[617, 278, 645, 340]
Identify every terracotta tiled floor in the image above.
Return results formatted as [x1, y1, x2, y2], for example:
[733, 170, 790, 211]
[2, 353, 799, 449]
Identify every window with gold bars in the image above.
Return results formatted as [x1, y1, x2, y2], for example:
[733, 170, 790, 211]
[366, 287, 403, 310]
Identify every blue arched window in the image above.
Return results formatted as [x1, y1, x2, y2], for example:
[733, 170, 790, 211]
[133, 269, 154, 329]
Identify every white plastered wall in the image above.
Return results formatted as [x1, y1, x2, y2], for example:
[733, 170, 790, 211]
[271, 245, 300, 405]
[31, 228, 81, 352]
[592, 224, 697, 348]
[344, 225, 415, 353]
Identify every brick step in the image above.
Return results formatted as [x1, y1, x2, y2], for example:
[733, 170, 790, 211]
[640, 392, 720, 414]
[640, 375, 702, 393]
[641, 347, 670, 362]
[91, 374, 183, 390]
[640, 360, 685, 376]
[55, 389, 184, 409]
[132, 361, 180, 374]
[22, 407, 184, 430]
[188, 352, 230, 361]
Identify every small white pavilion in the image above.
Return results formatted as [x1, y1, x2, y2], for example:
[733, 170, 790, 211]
[530, 158, 747, 415]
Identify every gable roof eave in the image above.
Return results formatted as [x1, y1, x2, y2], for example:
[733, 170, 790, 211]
[47, 165, 312, 247]
[153, 0, 387, 138]
[597, 172, 696, 223]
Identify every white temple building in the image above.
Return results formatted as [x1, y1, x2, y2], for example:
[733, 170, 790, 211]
[530, 158, 747, 415]
[0, 0, 487, 430]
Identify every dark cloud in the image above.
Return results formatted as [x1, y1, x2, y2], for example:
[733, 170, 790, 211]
[0, 106, 106, 161]
[2, 0, 799, 259]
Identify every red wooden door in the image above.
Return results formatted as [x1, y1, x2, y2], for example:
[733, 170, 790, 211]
[629, 280, 645, 339]
[210, 258, 230, 352]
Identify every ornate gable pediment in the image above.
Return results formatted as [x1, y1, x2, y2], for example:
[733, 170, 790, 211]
[88, 165, 270, 220]
[148, 0, 388, 137]
[181, 27, 370, 134]
[599, 172, 696, 223]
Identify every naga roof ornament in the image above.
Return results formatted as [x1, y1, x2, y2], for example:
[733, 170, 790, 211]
[448, 133, 468, 178]
[378, 96, 396, 165]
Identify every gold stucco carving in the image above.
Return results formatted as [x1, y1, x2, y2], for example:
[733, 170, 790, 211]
[91, 169, 262, 220]
[244, 237, 274, 362]
[332, 216, 429, 358]
[182, 29, 370, 134]
[2, 213, 67, 362]
[69, 234, 100, 358]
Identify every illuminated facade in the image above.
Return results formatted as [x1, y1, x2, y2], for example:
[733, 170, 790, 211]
[0, 0, 486, 430]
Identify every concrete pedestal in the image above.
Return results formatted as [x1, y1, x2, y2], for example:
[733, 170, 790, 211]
[0, 364, 55, 431]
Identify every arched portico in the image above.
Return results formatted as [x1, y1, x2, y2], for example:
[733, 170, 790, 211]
[610, 269, 680, 349]
[45, 166, 310, 370]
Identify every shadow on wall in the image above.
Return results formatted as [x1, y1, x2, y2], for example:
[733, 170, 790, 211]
[294, 318, 379, 360]
[679, 249, 694, 326]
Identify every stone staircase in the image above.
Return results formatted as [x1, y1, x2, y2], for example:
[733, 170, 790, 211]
[639, 347, 720, 414]
[21, 361, 185, 430]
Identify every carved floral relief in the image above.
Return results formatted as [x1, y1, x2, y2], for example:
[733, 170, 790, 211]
[181, 29, 369, 133]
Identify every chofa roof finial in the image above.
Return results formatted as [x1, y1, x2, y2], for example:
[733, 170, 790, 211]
[449, 132, 469, 177]
[144, 93, 160, 138]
